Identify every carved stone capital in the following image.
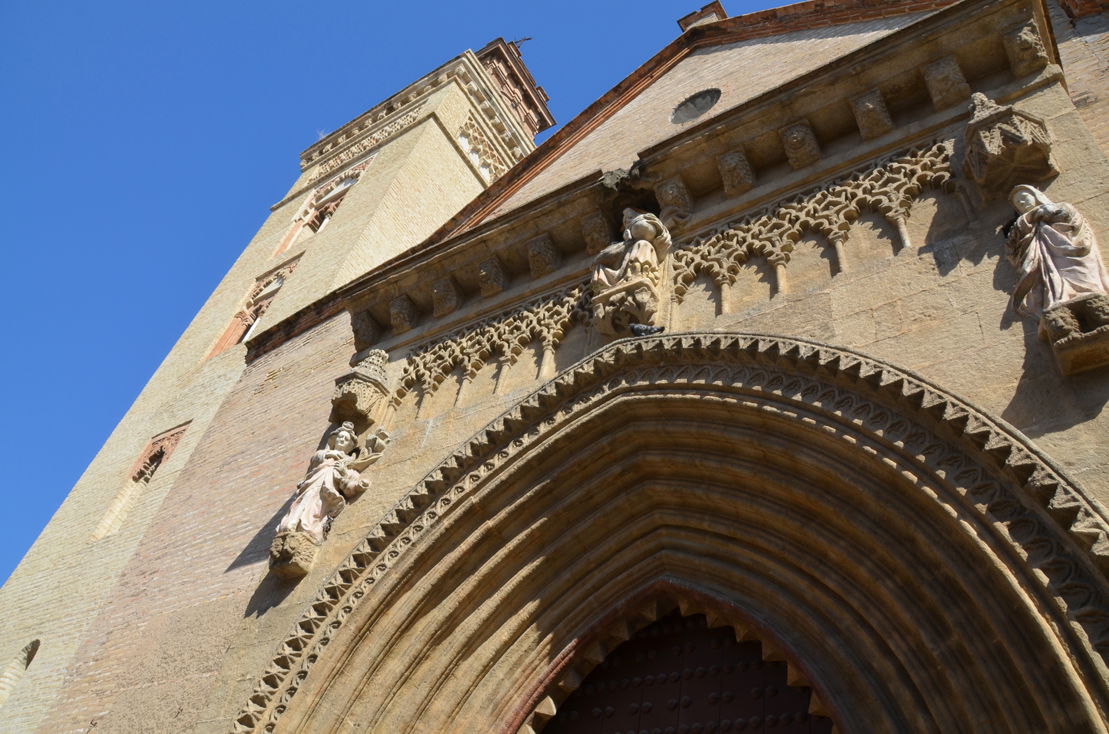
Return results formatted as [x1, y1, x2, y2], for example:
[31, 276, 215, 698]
[717, 149, 755, 195]
[431, 276, 462, 318]
[851, 89, 893, 141]
[964, 93, 1056, 198]
[580, 212, 612, 255]
[655, 176, 692, 227]
[389, 295, 417, 334]
[527, 234, 560, 278]
[477, 257, 508, 297]
[922, 56, 971, 110]
[1004, 21, 1049, 77]
[779, 121, 821, 170]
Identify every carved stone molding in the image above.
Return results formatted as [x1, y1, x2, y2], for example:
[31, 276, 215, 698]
[850, 89, 893, 140]
[717, 149, 756, 196]
[477, 257, 508, 297]
[394, 283, 589, 399]
[673, 140, 954, 301]
[314, 107, 423, 179]
[1003, 21, 1050, 77]
[431, 276, 462, 318]
[779, 121, 821, 170]
[527, 234, 561, 278]
[580, 211, 612, 255]
[922, 56, 971, 110]
[389, 295, 417, 334]
[655, 176, 692, 226]
[232, 332, 1109, 734]
[963, 93, 1056, 198]
[130, 424, 188, 484]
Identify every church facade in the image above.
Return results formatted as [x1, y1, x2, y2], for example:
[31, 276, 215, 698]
[3, 1, 1109, 731]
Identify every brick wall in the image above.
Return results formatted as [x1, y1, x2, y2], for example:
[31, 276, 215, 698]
[1050, 2, 1109, 156]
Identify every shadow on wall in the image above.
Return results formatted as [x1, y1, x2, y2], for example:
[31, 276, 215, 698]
[226, 498, 295, 574]
[1001, 316, 1109, 437]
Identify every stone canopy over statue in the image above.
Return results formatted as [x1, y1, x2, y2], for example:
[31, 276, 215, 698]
[270, 421, 389, 578]
[591, 208, 672, 337]
[1006, 184, 1109, 374]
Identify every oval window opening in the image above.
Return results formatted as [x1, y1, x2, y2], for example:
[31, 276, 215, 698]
[671, 88, 721, 124]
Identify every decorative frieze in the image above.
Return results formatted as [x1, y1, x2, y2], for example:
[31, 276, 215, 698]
[779, 121, 821, 169]
[851, 89, 893, 141]
[672, 140, 954, 302]
[477, 257, 508, 296]
[922, 56, 971, 110]
[963, 93, 1056, 199]
[390, 294, 417, 334]
[1003, 21, 1049, 77]
[316, 107, 423, 178]
[394, 283, 589, 400]
[527, 234, 561, 278]
[717, 149, 756, 196]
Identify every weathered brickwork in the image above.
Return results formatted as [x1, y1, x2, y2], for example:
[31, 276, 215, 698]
[1050, 1, 1109, 156]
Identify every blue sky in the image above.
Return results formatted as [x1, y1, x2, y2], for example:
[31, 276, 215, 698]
[0, 0, 778, 584]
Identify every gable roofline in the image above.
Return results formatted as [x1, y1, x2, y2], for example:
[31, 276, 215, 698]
[426, 0, 962, 245]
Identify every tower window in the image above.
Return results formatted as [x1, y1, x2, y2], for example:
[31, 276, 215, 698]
[208, 258, 300, 358]
[0, 640, 40, 710]
[92, 423, 188, 540]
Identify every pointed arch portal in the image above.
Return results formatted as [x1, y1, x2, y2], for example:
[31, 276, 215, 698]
[235, 333, 1109, 733]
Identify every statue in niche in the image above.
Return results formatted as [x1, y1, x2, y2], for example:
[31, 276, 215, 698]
[1006, 184, 1109, 374]
[270, 421, 389, 578]
[591, 208, 671, 337]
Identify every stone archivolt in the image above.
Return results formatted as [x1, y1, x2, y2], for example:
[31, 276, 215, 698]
[232, 332, 1109, 734]
[672, 140, 955, 302]
[394, 283, 589, 401]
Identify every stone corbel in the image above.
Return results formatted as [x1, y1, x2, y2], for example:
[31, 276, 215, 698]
[851, 89, 894, 141]
[655, 175, 692, 228]
[527, 234, 561, 278]
[963, 93, 1056, 199]
[477, 257, 508, 296]
[716, 149, 755, 196]
[1003, 21, 1050, 78]
[922, 56, 971, 111]
[580, 211, 612, 255]
[779, 121, 821, 170]
[431, 276, 462, 318]
[390, 294, 417, 334]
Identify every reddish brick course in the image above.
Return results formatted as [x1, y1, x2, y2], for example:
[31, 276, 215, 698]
[1059, 0, 1107, 18]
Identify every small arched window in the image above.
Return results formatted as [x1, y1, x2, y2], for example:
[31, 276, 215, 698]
[0, 639, 40, 709]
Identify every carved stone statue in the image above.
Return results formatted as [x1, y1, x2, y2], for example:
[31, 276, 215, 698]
[591, 209, 671, 337]
[1007, 184, 1109, 374]
[270, 421, 389, 578]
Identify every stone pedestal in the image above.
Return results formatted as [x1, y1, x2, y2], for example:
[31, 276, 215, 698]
[269, 531, 319, 579]
[1043, 294, 1109, 375]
